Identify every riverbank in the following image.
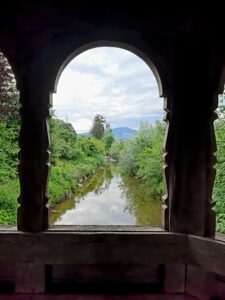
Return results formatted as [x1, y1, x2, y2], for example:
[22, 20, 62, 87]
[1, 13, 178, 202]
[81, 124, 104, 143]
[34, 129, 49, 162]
[48, 156, 106, 208]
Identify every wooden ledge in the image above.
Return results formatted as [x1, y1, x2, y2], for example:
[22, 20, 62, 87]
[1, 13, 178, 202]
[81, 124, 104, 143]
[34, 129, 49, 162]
[48, 225, 165, 232]
[0, 230, 186, 266]
[0, 225, 165, 232]
[188, 235, 225, 276]
[0, 228, 225, 276]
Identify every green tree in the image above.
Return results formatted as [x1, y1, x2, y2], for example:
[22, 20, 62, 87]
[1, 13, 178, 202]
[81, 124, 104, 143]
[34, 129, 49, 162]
[90, 114, 105, 140]
[103, 122, 115, 153]
[48, 117, 106, 208]
[0, 52, 20, 224]
[109, 139, 124, 160]
[136, 122, 164, 195]
[119, 120, 165, 196]
[0, 52, 20, 121]
[214, 93, 225, 232]
[50, 117, 77, 164]
[119, 138, 138, 174]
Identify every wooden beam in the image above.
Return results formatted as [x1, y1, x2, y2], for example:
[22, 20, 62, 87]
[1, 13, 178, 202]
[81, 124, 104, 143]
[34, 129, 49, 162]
[164, 264, 186, 294]
[48, 225, 164, 232]
[188, 235, 225, 276]
[0, 295, 186, 300]
[186, 265, 215, 299]
[1, 230, 225, 278]
[15, 263, 45, 293]
[0, 231, 186, 266]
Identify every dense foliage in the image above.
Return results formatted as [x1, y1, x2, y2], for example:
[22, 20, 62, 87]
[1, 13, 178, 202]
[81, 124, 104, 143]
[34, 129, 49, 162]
[103, 122, 115, 154]
[118, 121, 165, 196]
[0, 120, 20, 223]
[49, 117, 106, 207]
[214, 96, 225, 232]
[0, 53, 19, 121]
[0, 52, 20, 223]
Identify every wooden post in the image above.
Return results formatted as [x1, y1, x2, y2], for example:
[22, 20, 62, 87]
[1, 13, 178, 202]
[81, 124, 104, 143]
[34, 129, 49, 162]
[168, 35, 216, 236]
[17, 71, 50, 232]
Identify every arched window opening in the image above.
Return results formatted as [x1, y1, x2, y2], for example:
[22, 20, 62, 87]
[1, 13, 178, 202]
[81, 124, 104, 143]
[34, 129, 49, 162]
[0, 52, 20, 225]
[49, 46, 164, 227]
[214, 87, 225, 234]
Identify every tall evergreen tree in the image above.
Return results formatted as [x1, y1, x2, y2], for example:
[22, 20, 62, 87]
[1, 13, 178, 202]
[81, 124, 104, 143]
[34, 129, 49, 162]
[90, 114, 105, 139]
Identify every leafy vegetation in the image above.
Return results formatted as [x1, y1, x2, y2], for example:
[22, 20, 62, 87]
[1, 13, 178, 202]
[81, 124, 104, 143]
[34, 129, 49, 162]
[0, 53, 20, 121]
[0, 52, 20, 224]
[49, 117, 106, 207]
[118, 121, 165, 196]
[109, 139, 124, 160]
[214, 95, 225, 232]
[102, 122, 115, 154]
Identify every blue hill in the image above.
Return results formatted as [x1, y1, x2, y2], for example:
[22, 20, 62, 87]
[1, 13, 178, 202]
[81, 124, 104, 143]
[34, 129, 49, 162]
[112, 127, 137, 140]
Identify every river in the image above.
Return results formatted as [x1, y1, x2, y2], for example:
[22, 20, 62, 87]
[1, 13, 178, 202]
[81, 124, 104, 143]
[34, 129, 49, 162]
[50, 162, 162, 227]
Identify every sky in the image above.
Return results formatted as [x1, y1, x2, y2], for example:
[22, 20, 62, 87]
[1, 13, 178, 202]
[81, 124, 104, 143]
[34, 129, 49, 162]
[53, 47, 163, 133]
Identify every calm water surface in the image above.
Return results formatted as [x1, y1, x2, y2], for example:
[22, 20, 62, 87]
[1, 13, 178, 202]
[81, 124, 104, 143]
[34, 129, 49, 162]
[50, 163, 162, 226]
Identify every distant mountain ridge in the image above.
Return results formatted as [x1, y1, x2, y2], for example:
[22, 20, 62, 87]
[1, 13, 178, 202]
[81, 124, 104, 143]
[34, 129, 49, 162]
[112, 127, 137, 140]
[80, 127, 137, 140]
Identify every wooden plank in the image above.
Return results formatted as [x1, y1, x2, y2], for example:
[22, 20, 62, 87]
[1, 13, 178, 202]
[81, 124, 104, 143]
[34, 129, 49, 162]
[0, 231, 187, 266]
[50, 264, 160, 284]
[15, 263, 45, 293]
[48, 225, 164, 232]
[2, 231, 225, 282]
[215, 279, 225, 299]
[0, 225, 164, 232]
[6, 295, 185, 300]
[0, 296, 9, 300]
[164, 264, 185, 293]
[0, 263, 15, 282]
[4, 296, 32, 300]
[188, 235, 225, 276]
[186, 265, 215, 300]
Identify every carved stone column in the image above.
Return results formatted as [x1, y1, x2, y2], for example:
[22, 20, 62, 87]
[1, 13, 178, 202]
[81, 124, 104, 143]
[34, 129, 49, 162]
[17, 73, 50, 232]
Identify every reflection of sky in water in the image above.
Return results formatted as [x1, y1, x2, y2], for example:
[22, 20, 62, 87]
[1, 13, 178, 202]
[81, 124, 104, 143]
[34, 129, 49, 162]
[54, 176, 136, 225]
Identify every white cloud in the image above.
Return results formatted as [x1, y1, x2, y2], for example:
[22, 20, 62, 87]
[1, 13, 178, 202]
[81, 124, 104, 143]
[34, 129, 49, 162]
[71, 118, 92, 133]
[53, 47, 163, 133]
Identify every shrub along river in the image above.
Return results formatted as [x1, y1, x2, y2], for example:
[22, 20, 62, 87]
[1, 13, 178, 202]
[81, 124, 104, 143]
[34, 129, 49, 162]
[50, 162, 162, 227]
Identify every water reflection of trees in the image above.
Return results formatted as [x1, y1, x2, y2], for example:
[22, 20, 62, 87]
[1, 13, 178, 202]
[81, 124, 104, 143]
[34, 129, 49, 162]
[50, 163, 114, 224]
[51, 163, 162, 227]
[50, 197, 75, 224]
[119, 175, 162, 226]
[76, 163, 114, 200]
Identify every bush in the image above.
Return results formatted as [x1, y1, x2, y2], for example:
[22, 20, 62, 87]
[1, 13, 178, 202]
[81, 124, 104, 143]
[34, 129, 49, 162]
[0, 180, 19, 224]
[119, 121, 165, 196]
